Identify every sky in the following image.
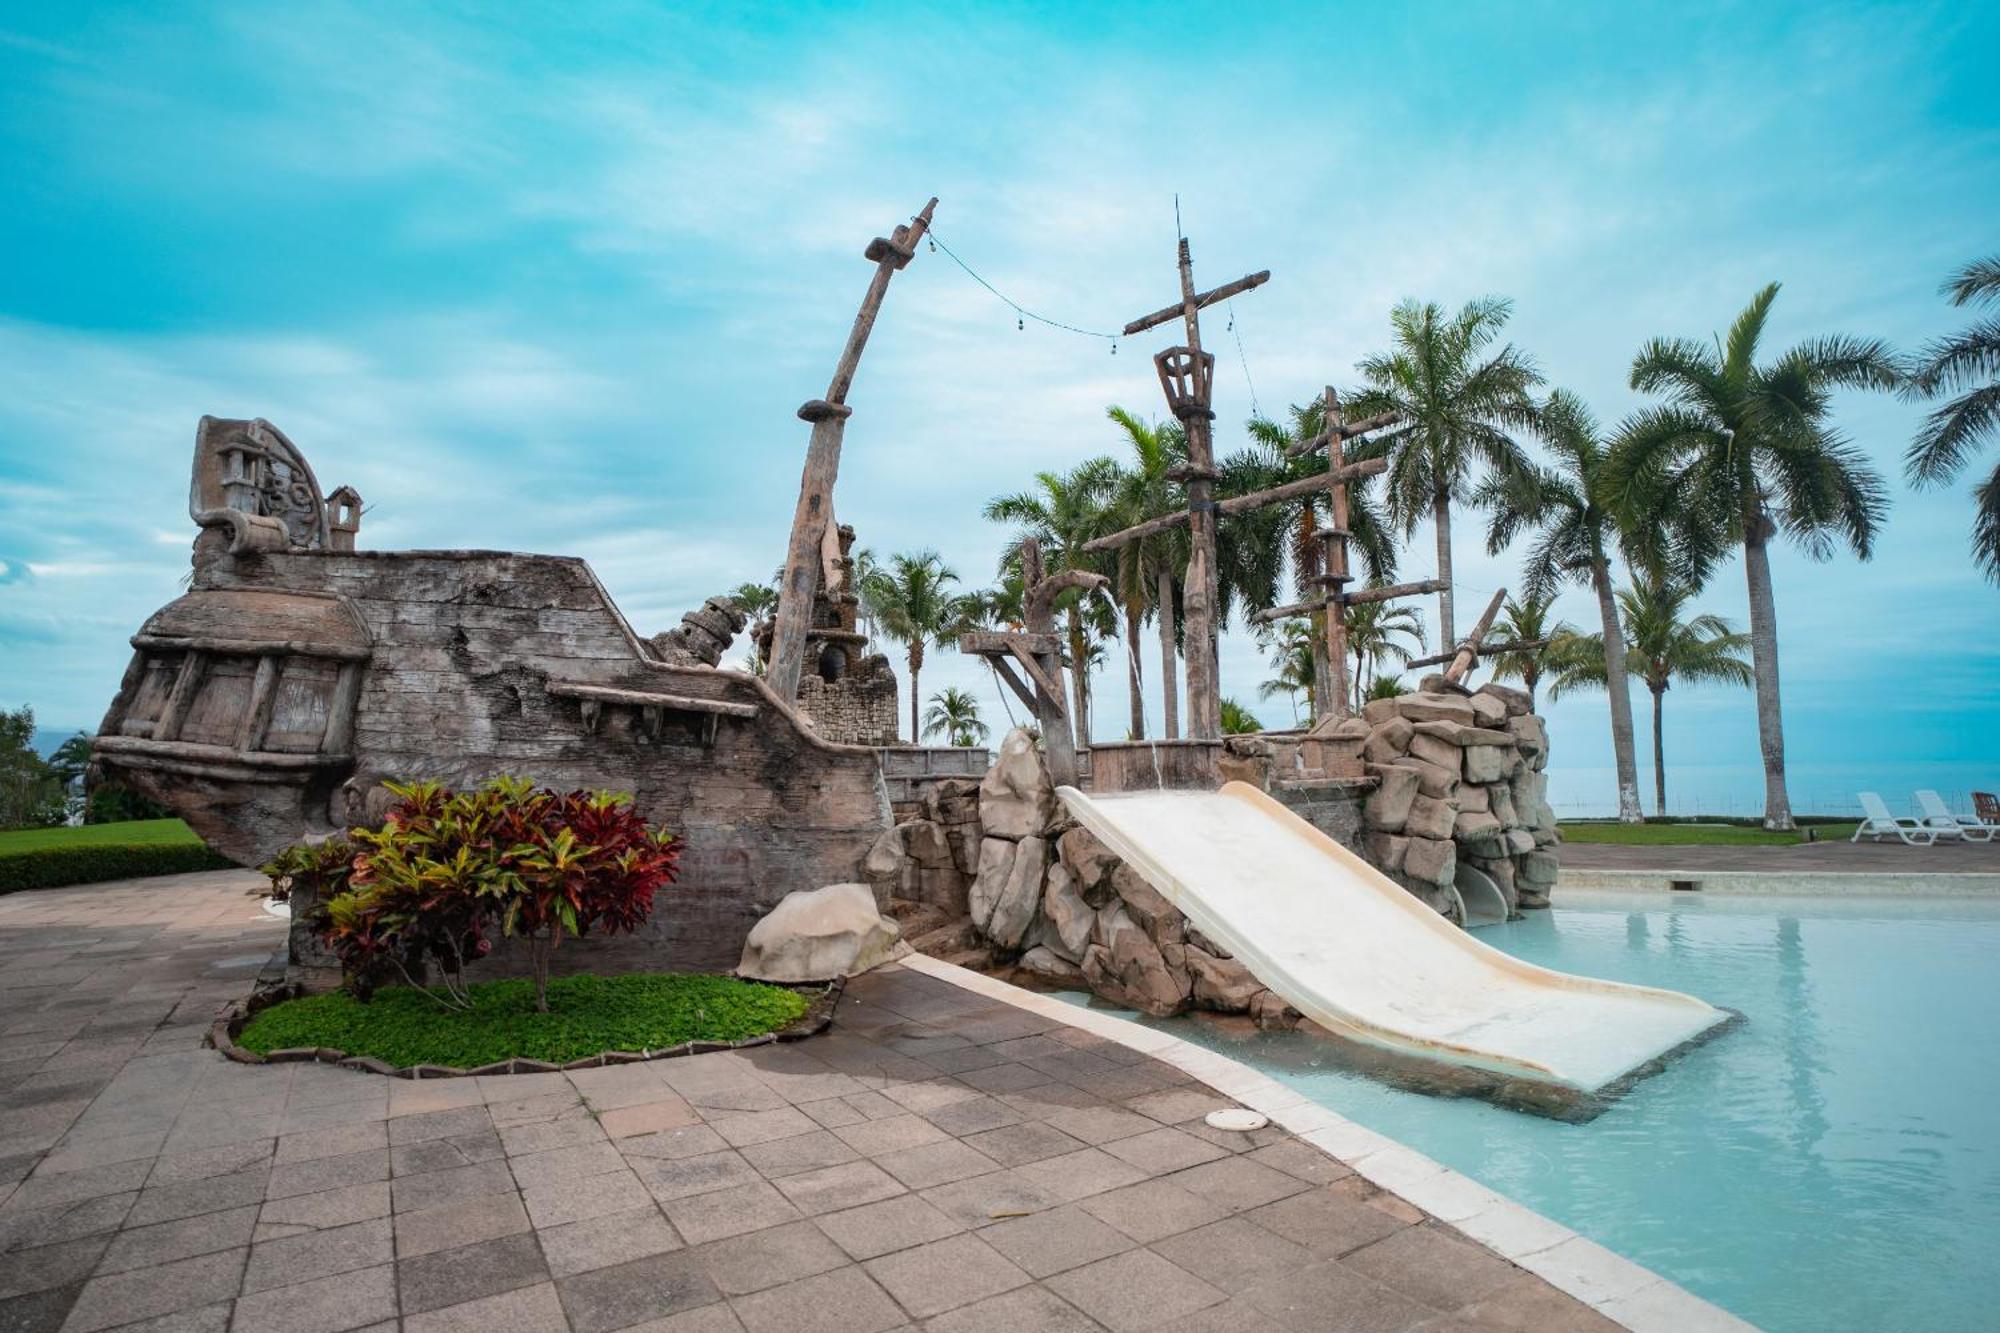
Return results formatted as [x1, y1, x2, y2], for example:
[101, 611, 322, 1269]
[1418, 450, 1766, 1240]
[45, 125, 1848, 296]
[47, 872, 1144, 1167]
[1, 1, 1995, 817]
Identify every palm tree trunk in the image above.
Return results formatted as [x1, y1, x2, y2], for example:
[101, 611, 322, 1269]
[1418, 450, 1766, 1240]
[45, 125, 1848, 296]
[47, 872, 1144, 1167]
[1154, 566, 1179, 740]
[1066, 607, 1090, 749]
[908, 648, 921, 745]
[1124, 598, 1145, 741]
[1591, 552, 1645, 824]
[1309, 610, 1333, 724]
[1432, 489, 1456, 648]
[1651, 686, 1667, 817]
[1742, 518, 1795, 830]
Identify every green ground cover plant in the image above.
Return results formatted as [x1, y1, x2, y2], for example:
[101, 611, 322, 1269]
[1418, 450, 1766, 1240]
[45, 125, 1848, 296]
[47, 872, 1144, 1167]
[235, 972, 809, 1068]
[1560, 819, 1859, 846]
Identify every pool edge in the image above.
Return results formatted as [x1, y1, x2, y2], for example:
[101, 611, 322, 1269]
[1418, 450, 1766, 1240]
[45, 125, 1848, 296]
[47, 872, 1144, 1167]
[1559, 867, 2000, 895]
[896, 951, 1757, 1333]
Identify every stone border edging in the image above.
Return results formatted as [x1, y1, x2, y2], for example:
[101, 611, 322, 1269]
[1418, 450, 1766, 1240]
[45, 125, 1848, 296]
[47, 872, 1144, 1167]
[208, 976, 844, 1077]
[1560, 867, 2000, 896]
[896, 951, 1755, 1333]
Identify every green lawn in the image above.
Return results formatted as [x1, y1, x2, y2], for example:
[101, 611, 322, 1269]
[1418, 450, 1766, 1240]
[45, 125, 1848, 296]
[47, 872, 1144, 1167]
[1559, 820, 1858, 846]
[236, 973, 814, 1068]
[0, 819, 205, 851]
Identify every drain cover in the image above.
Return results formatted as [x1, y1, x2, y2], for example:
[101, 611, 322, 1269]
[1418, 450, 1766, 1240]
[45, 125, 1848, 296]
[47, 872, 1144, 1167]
[1205, 1108, 1270, 1131]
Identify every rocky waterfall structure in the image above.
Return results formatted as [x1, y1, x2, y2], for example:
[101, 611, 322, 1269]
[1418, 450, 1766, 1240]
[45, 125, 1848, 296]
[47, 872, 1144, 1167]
[869, 682, 1561, 1025]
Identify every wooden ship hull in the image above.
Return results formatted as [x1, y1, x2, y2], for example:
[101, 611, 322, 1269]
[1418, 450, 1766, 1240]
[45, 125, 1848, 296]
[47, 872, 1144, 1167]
[97, 420, 893, 973]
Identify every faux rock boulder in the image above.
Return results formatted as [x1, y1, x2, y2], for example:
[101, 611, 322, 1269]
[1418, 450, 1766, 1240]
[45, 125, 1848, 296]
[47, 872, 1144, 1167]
[738, 882, 908, 982]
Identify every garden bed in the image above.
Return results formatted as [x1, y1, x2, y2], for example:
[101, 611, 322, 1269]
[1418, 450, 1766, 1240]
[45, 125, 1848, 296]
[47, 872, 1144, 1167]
[213, 972, 840, 1075]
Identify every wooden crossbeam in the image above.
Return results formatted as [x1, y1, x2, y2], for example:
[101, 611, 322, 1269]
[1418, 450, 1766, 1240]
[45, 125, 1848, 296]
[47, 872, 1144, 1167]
[1405, 637, 1550, 670]
[1007, 639, 1069, 712]
[1249, 577, 1449, 625]
[985, 654, 1038, 714]
[959, 630, 1061, 658]
[1081, 458, 1386, 554]
[1123, 270, 1270, 337]
[1286, 411, 1400, 459]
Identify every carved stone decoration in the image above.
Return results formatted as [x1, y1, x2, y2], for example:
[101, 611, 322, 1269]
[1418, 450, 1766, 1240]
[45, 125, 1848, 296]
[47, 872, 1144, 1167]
[190, 416, 333, 550]
[753, 521, 899, 745]
[650, 595, 750, 667]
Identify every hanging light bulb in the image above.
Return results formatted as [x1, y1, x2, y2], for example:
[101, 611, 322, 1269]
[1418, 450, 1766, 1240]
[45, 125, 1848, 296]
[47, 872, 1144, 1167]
[1017, 317, 1024, 331]
[928, 237, 936, 252]
[1111, 340, 1118, 355]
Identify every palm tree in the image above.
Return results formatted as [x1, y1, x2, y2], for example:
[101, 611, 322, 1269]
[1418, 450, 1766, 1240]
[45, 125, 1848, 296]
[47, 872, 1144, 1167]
[1603, 283, 1896, 828]
[1549, 577, 1754, 816]
[730, 580, 779, 674]
[850, 548, 881, 643]
[1256, 619, 1316, 727]
[1245, 397, 1399, 717]
[1365, 675, 1410, 702]
[1105, 408, 1188, 739]
[1904, 256, 2000, 582]
[1349, 297, 1543, 647]
[922, 687, 989, 748]
[985, 460, 1120, 744]
[1477, 389, 1646, 821]
[1482, 591, 1573, 711]
[1342, 596, 1425, 712]
[862, 551, 972, 743]
[1219, 698, 1263, 735]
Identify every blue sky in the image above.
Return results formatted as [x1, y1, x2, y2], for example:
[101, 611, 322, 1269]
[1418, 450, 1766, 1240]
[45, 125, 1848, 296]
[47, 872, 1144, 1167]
[1, 2, 1995, 816]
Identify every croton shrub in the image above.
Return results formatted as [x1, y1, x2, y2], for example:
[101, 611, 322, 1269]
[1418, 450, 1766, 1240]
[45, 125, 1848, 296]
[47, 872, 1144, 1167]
[265, 778, 679, 1012]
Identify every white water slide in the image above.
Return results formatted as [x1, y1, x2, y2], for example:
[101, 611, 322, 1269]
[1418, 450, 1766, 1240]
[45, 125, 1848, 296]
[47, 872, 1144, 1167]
[1059, 782, 1732, 1100]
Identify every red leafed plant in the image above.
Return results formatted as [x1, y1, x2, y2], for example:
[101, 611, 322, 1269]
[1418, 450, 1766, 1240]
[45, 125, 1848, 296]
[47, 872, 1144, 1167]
[312, 777, 679, 1012]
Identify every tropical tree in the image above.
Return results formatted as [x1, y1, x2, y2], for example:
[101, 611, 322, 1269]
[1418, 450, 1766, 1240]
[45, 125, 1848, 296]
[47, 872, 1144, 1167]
[1343, 596, 1426, 713]
[0, 705, 63, 830]
[1245, 397, 1399, 717]
[1602, 283, 1896, 828]
[922, 687, 989, 748]
[1105, 408, 1188, 739]
[1480, 591, 1573, 711]
[1549, 577, 1754, 816]
[730, 580, 779, 674]
[984, 459, 1120, 744]
[1904, 256, 2000, 581]
[1219, 698, 1263, 735]
[1349, 297, 1543, 646]
[850, 548, 881, 643]
[862, 551, 973, 744]
[1477, 389, 1646, 821]
[1365, 675, 1410, 702]
[1256, 618, 1316, 727]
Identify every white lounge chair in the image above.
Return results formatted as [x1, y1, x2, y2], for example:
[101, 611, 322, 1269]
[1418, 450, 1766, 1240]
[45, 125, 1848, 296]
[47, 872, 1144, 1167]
[1853, 793, 1938, 845]
[1915, 789, 1997, 842]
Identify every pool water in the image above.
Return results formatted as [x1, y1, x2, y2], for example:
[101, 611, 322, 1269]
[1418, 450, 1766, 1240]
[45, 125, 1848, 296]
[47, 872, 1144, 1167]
[1125, 892, 2000, 1332]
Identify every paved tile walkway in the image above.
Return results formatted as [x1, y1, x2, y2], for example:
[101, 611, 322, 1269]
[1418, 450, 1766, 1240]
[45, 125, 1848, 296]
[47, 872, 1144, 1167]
[1, 871, 1623, 1333]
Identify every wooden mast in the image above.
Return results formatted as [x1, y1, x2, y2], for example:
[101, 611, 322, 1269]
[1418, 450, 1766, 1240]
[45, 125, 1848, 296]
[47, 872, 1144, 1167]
[766, 197, 937, 705]
[1112, 238, 1268, 740]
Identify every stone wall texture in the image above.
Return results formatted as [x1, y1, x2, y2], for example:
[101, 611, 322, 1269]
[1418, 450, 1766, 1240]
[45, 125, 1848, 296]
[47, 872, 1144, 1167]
[101, 548, 893, 977]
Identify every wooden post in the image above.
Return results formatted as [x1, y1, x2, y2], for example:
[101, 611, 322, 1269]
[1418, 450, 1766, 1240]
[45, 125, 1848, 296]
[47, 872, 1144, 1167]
[767, 197, 937, 702]
[1444, 588, 1508, 684]
[1118, 238, 1270, 740]
[1318, 387, 1352, 719]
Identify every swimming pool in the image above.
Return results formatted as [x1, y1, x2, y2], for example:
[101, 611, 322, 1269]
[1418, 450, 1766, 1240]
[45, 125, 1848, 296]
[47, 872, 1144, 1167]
[1116, 891, 2000, 1331]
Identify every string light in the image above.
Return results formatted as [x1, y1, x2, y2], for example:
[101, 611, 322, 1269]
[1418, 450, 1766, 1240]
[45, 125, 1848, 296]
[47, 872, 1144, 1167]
[926, 228, 1122, 343]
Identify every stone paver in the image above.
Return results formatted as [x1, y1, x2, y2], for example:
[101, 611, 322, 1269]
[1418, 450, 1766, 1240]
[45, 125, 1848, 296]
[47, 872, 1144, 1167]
[0, 871, 1639, 1333]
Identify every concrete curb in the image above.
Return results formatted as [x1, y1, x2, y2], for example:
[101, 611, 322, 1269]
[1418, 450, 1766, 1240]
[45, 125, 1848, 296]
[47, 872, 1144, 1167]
[897, 951, 1755, 1333]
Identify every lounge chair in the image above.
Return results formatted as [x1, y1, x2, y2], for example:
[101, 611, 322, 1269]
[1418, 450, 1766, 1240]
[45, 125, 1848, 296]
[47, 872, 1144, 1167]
[1852, 793, 1938, 845]
[1975, 791, 2000, 826]
[1915, 789, 1998, 842]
